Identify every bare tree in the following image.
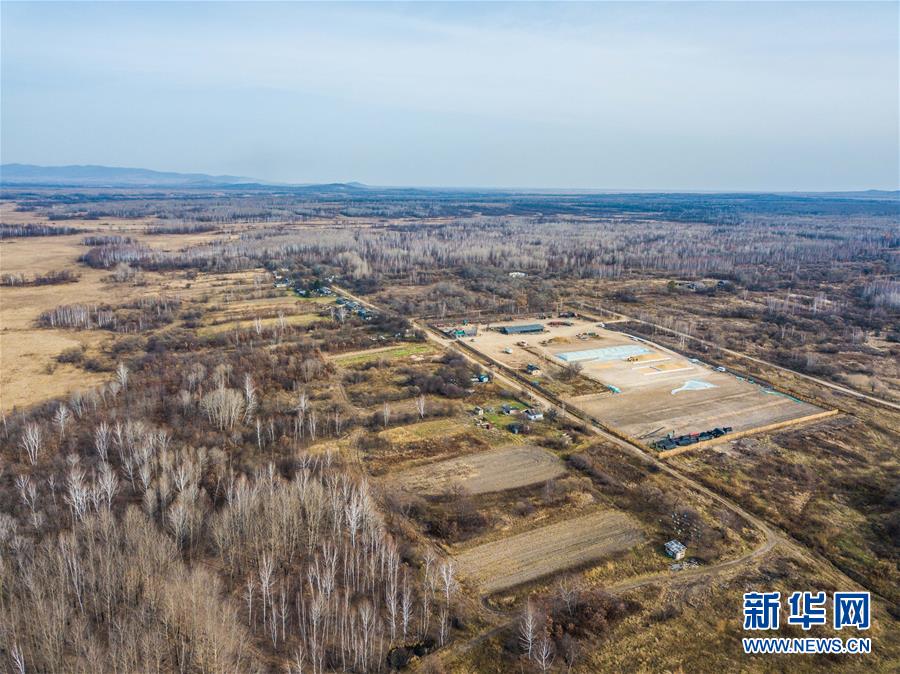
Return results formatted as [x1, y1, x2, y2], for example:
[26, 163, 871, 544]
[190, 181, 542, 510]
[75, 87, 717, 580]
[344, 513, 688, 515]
[94, 421, 111, 462]
[97, 461, 119, 509]
[439, 561, 456, 607]
[536, 635, 555, 673]
[519, 601, 537, 659]
[16, 474, 39, 527]
[116, 362, 129, 390]
[556, 576, 579, 616]
[415, 394, 427, 419]
[54, 404, 71, 440]
[401, 570, 413, 640]
[201, 388, 245, 430]
[243, 375, 258, 424]
[20, 422, 42, 465]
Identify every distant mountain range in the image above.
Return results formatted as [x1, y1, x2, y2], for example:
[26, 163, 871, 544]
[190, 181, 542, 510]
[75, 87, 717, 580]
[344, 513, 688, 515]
[0, 163, 266, 187]
[1, 164, 895, 196]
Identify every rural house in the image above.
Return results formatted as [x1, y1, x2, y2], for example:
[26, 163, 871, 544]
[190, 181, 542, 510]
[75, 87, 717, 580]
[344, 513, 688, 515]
[664, 540, 686, 560]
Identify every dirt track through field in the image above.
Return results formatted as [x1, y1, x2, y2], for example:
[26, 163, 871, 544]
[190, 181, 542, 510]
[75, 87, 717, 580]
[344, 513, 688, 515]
[456, 511, 644, 593]
[397, 445, 565, 495]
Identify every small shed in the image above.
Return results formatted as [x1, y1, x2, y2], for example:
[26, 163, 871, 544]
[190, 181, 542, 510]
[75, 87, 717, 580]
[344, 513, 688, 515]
[664, 540, 686, 560]
[525, 409, 544, 421]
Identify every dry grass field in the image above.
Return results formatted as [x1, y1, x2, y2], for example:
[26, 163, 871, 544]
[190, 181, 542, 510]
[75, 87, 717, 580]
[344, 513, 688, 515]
[331, 342, 434, 365]
[396, 444, 565, 495]
[379, 417, 466, 444]
[456, 510, 645, 593]
[0, 206, 262, 411]
[199, 312, 324, 335]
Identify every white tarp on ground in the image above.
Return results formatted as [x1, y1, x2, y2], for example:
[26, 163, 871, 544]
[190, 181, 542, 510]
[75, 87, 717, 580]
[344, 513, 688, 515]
[557, 344, 650, 363]
[671, 379, 717, 394]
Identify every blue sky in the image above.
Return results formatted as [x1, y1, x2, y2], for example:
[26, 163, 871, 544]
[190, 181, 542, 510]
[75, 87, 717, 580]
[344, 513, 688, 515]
[1, 2, 897, 190]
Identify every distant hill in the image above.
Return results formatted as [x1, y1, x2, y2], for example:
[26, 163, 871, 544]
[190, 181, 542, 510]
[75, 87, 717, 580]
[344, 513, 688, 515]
[0, 163, 260, 187]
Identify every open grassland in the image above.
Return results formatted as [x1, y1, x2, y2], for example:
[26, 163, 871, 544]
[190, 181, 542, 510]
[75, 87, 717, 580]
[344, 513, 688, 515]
[0, 212, 271, 411]
[380, 417, 464, 443]
[397, 444, 566, 495]
[456, 510, 645, 593]
[0, 330, 108, 411]
[331, 342, 434, 365]
[199, 312, 324, 335]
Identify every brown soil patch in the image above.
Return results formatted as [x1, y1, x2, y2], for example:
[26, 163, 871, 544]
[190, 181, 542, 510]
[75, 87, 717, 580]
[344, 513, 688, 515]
[397, 445, 565, 495]
[456, 510, 644, 593]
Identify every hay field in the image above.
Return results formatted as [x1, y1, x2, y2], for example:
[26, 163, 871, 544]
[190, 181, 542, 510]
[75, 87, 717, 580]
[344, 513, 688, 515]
[396, 445, 565, 495]
[456, 510, 644, 593]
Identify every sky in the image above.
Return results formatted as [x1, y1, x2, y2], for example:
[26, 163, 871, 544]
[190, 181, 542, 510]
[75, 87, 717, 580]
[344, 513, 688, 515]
[1, 1, 898, 190]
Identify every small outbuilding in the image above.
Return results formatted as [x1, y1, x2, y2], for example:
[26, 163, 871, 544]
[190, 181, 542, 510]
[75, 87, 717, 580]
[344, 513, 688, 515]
[664, 540, 687, 560]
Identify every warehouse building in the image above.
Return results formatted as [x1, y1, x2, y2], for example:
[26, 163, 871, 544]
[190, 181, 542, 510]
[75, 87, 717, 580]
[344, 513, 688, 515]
[498, 323, 544, 335]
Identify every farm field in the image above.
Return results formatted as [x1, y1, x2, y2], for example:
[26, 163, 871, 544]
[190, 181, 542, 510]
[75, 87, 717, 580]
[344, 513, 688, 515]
[199, 312, 324, 335]
[456, 510, 645, 593]
[331, 342, 434, 365]
[465, 318, 825, 443]
[396, 444, 565, 495]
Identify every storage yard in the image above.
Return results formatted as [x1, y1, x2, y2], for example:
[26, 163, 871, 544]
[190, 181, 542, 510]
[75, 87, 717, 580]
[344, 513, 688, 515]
[462, 318, 826, 446]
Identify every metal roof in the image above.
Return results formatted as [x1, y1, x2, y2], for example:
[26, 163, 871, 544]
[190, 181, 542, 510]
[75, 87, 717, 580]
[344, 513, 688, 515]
[499, 323, 544, 334]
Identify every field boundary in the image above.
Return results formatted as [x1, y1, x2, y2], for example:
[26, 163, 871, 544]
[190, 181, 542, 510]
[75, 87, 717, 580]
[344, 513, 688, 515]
[657, 409, 840, 458]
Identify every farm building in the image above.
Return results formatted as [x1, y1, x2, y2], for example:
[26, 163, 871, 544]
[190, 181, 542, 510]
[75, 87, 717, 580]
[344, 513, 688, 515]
[664, 540, 686, 560]
[525, 409, 544, 421]
[499, 323, 544, 335]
